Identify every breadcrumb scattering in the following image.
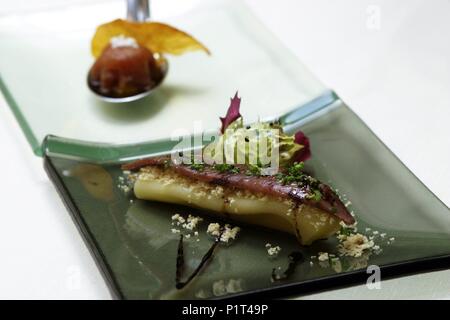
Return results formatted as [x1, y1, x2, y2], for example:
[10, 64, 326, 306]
[171, 213, 185, 225]
[268, 246, 281, 257]
[338, 233, 374, 257]
[118, 171, 138, 194]
[207, 223, 240, 243]
[207, 223, 221, 237]
[184, 215, 203, 230]
[220, 224, 240, 243]
[318, 252, 329, 261]
[265, 243, 281, 257]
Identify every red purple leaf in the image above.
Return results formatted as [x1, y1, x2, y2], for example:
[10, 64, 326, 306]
[294, 131, 311, 162]
[220, 92, 241, 133]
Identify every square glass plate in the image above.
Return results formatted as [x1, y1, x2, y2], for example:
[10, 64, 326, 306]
[0, 0, 325, 156]
[43, 96, 450, 299]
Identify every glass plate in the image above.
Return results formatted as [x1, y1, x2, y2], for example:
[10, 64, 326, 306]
[0, 0, 325, 156]
[43, 95, 450, 299]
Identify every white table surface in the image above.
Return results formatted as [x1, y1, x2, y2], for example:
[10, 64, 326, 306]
[0, 0, 449, 299]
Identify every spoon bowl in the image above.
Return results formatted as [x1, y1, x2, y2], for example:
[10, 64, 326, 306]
[87, 0, 165, 104]
[87, 52, 169, 103]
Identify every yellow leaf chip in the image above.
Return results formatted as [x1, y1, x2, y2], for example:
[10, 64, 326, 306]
[91, 19, 210, 57]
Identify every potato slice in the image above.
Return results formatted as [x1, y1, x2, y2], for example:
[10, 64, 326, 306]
[134, 166, 340, 245]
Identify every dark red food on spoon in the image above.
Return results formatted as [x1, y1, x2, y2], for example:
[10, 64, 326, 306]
[88, 44, 163, 98]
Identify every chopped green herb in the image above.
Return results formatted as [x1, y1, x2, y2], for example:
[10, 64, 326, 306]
[276, 162, 322, 200]
[287, 162, 305, 176]
[340, 226, 352, 236]
[213, 163, 240, 174]
[308, 189, 322, 201]
[190, 163, 204, 171]
[277, 162, 305, 185]
[229, 167, 240, 174]
[246, 165, 261, 176]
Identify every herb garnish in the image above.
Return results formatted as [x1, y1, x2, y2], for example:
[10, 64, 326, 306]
[246, 164, 261, 176]
[277, 162, 322, 200]
[213, 163, 240, 174]
[307, 189, 322, 201]
[190, 163, 205, 171]
[277, 162, 305, 185]
[339, 226, 352, 236]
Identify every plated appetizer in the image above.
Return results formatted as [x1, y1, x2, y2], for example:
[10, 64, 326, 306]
[88, 19, 209, 99]
[122, 94, 354, 245]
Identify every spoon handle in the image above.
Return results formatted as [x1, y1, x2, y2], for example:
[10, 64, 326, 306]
[127, 0, 150, 22]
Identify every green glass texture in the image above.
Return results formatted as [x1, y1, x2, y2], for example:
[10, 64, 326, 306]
[45, 99, 450, 299]
[0, 0, 326, 156]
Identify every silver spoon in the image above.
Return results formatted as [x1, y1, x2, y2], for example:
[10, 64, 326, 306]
[87, 0, 169, 103]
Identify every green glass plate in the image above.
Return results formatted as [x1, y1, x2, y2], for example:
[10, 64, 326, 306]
[43, 93, 450, 299]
